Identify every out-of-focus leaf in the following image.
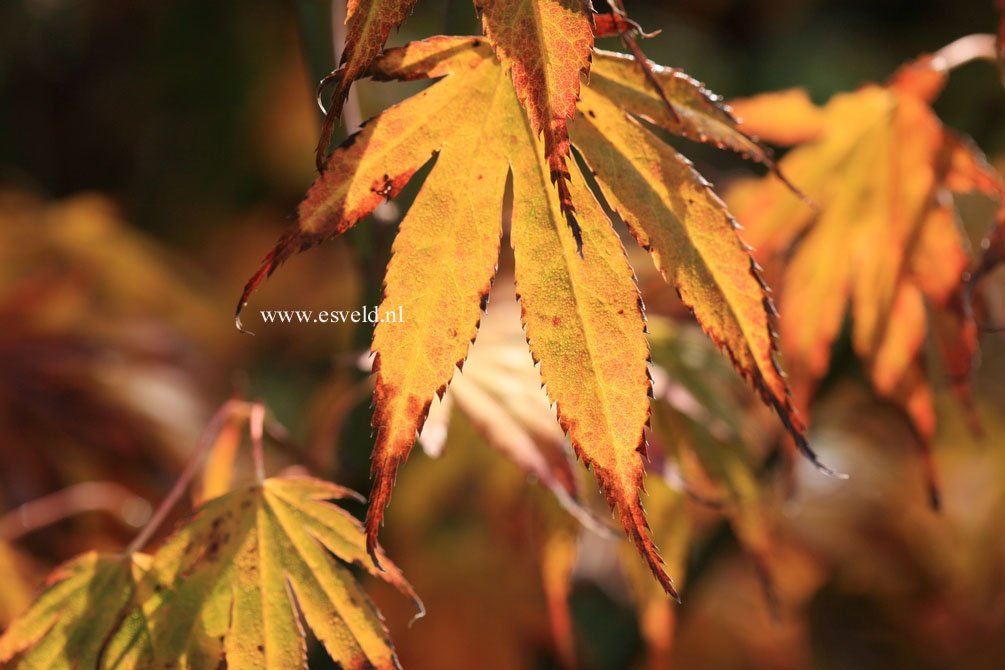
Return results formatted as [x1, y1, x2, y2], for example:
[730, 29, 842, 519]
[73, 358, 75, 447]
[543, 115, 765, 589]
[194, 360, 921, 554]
[0, 551, 150, 669]
[617, 476, 690, 667]
[371, 410, 581, 669]
[0, 192, 223, 538]
[414, 280, 580, 510]
[540, 529, 578, 669]
[726, 58, 1005, 504]
[195, 414, 244, 505]
[729, 88, 825, 146]
[0, 543, 41, 629]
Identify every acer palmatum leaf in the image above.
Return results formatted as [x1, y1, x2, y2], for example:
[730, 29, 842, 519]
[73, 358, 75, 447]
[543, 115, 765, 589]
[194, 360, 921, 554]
[727, 56, 1005, 506]
[475, 0, 595, 251]
[0, 552, 151, 670]
[238, 37, 826, 598]
[316, 0, 418, 171]
[104, 477, 421, 670]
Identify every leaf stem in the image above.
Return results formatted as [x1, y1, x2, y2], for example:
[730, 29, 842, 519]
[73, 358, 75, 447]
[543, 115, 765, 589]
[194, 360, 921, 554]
[124, 400, 245, 555]
[331, 0, 362, 133]
[932, 33, 997, 72]
[0, 482, 147, 542]
[250, 401, 267, 482]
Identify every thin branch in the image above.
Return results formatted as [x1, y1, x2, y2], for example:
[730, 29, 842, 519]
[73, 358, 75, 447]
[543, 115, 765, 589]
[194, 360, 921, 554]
[931, 33, 997, 72]
[604, 0, 680, 123]
[330, 0, 362, 133]
[0, 482, 147, 542]
[124, 400, 246, 555]
[250, 401, 267, 482]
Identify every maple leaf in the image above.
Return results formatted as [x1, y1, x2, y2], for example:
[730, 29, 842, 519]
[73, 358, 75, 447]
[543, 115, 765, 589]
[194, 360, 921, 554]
[0, 552, 150, 670]
[101, 476, 420, 670]
[316, 0, 418, 170]
[475, 0, 595, 249]
[726, 57, 1005, 505]
[237, 36, 817, 598]
[412, 282, 584, 515]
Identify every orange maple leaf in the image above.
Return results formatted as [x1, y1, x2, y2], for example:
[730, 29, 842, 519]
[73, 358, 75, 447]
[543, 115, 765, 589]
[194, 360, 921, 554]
[238, 36, 821, 599]
[727, 56, 1004, 506]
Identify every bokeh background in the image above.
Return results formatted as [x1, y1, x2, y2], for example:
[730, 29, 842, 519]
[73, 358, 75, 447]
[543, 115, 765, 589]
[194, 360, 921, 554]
[2, 1, 1005, 668]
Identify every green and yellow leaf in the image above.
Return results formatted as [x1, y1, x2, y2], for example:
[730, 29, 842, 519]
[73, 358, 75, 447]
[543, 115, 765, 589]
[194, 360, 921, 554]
[103, 476, 420, 670]
[0, 552, 150, 670]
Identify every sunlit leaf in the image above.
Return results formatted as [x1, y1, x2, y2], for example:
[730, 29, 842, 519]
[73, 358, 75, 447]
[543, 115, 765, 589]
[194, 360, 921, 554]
[0, 552, 150, 670]
[104, 476, 420, 670]
[238, 36, 813, 596]
[414, 282, 581, 511]
[316, 0, 418, 169]
[475, 0, 595, 247]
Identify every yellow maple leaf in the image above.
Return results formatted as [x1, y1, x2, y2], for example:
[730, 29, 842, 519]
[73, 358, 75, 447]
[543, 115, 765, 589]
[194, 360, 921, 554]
[238, 36, 818, 598]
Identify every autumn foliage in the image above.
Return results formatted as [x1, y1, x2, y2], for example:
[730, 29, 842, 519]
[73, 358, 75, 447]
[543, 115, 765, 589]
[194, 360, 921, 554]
[3, 2, 1005, 669]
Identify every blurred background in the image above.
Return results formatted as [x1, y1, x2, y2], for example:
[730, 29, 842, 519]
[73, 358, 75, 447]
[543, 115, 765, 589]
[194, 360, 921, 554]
[1, 1, 1005, 668]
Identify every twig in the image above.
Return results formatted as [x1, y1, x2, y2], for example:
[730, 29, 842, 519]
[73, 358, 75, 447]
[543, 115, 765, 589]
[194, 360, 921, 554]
[605, 0, 680, 123]
[0, 482, 146, 542]
[124, 400, 245, 555]
[931, 33, 997, 72]
[331, 0, 363, 134]
[316, 0, 363, 170]
[250, 402, 267, 482]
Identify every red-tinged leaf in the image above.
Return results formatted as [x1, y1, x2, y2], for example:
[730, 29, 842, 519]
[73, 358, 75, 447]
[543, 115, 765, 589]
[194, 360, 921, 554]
[509, 108, 676, 599]
[475, 0, 595, 250]
[727, 56, 1004, 503]
[887, 53, 947, 103]
[240, 36, 832, 596]
[237, 38, 497, 327]
[931, 288, 982, 434]
[592, 12, 641, 38]
[316, 0, 418, 170]
[365, 56, 514, 563]
[569, 84, 829, 473]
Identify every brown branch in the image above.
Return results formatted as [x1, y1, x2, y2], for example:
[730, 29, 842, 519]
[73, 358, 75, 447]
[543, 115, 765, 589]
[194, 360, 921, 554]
[124, 400, 247, 555]
[0, 482, 148, 542]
